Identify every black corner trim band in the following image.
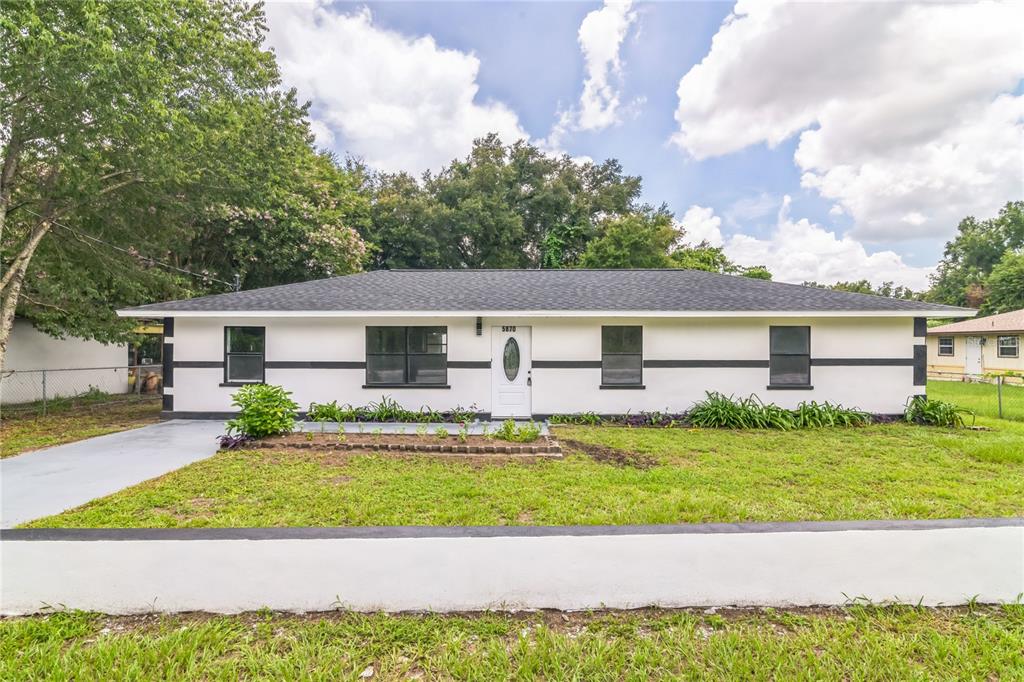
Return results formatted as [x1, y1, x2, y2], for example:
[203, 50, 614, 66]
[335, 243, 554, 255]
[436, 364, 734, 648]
[162, 393, 173, 410]
[162, 341, 174, 389]
[162, 316, 174, 338]
[174, 361, 225, 369]
[914, 317, 927, 337]
[913, 344, 927, 386]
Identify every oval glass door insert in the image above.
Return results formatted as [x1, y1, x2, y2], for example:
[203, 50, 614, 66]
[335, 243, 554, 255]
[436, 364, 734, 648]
[503, 337, 520, 381]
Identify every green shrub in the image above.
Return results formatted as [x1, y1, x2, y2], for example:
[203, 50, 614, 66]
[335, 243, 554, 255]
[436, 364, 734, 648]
[688, 392, 795, 430]
[434, 427, 449, 439]
[493, 419, 542, 443]
[904, 396, 974, 428]
[226, 384, 299, 438]
[793, 401, 871, 428]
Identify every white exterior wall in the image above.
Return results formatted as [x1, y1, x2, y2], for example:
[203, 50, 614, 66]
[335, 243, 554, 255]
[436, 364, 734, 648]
[169, 315, 920, 415]
[1, 319, 129, 404]
[927, 333, 1024, 374]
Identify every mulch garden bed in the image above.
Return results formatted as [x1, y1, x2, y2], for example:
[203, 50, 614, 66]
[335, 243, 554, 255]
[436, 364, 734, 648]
[249, 432, 562, 456]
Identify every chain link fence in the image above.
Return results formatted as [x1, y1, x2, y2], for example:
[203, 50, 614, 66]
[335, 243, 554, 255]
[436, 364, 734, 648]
[0, 365, 163, 416]
[927, 370, 1024, 422]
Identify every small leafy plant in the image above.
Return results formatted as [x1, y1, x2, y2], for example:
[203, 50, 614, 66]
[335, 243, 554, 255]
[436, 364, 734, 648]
[226, 384, 299, 438]
[493, 419, 542, 443]
[416, 424, 429, 437]
[458, 422, 469, 443]
[217, 433, 253, 450]
[434, 427, 449, 439]
[904, 396, 974, 428]
[304, 432, 315, 442]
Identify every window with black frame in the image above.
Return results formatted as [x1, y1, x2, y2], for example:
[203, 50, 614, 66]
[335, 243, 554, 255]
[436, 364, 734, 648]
[769, 326, 810, 387]
[366, 326, 447, 386]
[224, 327, 265, 384]
[601, 326, 643, 386]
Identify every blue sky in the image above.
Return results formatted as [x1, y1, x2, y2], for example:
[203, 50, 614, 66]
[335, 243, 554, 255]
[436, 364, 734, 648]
[265, 1, 1023, 287]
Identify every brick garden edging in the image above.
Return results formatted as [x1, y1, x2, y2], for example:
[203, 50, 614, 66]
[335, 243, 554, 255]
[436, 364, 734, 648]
[247, 440, 563, 455]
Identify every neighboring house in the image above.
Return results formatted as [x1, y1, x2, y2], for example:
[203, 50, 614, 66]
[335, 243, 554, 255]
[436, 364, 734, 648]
[927, 309, 1024, 377]
[0, 318, 129, 405]
[117, 270, 974, 418]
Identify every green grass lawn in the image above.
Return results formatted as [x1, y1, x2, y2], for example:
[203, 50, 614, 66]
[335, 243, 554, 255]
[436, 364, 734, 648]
[928, 378, 1024, 421]
[26, 418, 1024, 528]
[0, 398, 161, 459]
[1, 606, 1021, 680]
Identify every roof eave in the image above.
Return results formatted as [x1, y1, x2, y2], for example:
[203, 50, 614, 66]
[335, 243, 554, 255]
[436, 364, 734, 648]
[117, 308, 977, 319]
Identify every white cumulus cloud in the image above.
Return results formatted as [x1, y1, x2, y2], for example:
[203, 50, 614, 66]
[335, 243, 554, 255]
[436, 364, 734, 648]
[543, 0, 639, 152]
[717, 198, 934, 289]
[264, 2, 528, 173]
[677, 205, 724, 247]
[672, 0, 1024, 244]
[577, 0, 638, 131]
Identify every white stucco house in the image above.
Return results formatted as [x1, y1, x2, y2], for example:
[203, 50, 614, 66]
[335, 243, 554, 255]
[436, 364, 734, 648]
[117, 269, 975, 419]
[927, 308, 1024, 376]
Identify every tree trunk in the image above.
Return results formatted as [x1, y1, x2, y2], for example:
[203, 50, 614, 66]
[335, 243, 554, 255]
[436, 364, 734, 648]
[0, 124, 24, 247]
[0, 219, 51, 373]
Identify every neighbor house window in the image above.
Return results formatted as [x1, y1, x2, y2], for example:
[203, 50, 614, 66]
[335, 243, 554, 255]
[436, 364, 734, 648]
[937, 336, 955, 356]
[224, 327, 265, 383]
[366, 326, 447, 386]
[602, 326, 643, 386]
[769, 326, 810, 387]
[997, 336, 1019, 358]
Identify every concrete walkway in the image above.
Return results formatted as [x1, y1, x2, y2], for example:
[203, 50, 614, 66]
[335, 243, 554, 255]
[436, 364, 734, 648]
[1, 420, 225, 528]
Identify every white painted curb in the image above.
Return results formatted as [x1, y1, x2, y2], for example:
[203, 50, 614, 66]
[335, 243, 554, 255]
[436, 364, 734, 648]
[2, 523, 1022, 614]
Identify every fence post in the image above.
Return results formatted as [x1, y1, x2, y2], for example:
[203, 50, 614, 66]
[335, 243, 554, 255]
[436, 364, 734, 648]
[997, 375, 1003, 419]
[41, 369, 47, 416]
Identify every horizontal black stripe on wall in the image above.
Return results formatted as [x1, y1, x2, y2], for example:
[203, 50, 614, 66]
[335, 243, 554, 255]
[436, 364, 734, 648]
[265, 361, 365, 369]
[644, 360, 769, 368]
[448, 361, 490, 369]
[810, 358, 914, 366]
[532, 360, 603, 369]
[173, 361, 224, 369]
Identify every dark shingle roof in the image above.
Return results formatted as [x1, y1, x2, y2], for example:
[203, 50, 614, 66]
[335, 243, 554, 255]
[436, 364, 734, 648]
[120, 269, 975, 315]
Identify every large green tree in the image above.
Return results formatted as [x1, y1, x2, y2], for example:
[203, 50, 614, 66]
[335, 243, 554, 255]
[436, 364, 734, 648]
[928, 201, 1024, 307]
[0, 0, 365, 369]
[980, 251, 1024, 315]
[362, 135, 643, 270]
[578, 211, 678, 269]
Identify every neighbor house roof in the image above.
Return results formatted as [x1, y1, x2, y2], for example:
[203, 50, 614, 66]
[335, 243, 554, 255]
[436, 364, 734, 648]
[118, 269, 976, 317]
[928, 309, 1024, 335]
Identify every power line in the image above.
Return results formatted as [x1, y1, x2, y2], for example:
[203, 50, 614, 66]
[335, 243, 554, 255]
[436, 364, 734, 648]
[20, 208, 238, 290]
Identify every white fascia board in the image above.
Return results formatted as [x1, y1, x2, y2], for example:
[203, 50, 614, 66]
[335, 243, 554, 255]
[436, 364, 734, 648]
[117, 308, 977, 319]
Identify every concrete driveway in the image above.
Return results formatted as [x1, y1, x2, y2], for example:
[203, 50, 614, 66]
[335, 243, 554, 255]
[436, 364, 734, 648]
[1, 420, 225, 528]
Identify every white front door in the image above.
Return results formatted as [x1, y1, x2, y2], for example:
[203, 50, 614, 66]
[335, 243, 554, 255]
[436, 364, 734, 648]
[965, 336, 983, 375]
[491, 326, 531, 418]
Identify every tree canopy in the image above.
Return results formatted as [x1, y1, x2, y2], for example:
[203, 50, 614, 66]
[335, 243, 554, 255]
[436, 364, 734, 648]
[927, 201, 1023, 309]
[0, 0, 368, 368]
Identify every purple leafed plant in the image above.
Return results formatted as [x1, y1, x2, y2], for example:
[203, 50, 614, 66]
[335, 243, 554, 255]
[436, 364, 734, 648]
[217, 433, 253, 449]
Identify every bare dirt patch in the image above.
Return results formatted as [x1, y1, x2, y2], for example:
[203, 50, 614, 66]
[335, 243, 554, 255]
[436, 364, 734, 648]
[559, 439, 657, 469]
